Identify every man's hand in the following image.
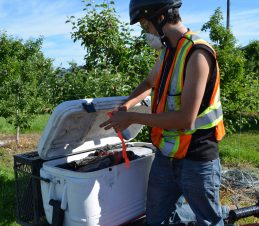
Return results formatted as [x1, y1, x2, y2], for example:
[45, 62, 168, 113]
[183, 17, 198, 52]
[99, 111, 132, 132]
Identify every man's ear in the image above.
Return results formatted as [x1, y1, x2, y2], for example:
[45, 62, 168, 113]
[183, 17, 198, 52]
[158, 15, 165, 23]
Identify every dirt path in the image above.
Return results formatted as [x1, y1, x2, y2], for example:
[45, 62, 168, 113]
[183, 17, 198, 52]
[0, 133, 41, 154]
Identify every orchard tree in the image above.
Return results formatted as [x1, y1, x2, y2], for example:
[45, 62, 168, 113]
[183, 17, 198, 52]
[64, 0, 156, 142]
[0, 32, 54, 143]
[202, 8, 257, 132]
[242, 40, 259, 79]
[66, 0, 156, 97]
[48, 64, 93, 105]
[242, 41, 259, 127]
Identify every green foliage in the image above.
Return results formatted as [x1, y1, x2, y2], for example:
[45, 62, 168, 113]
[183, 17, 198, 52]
[202, 8, 236, 49]
[67, 1, 130, 71]
[66, 0, 156, 98]
[242, 40, 259, 77]
[202, 8, 258, 132]
[0, 32, 54, 131]
[0, 117, 15, 134]
[49, 63, 148, 106]
[241, 41, 259, 120]
[47, 64, 90, 105]
[134, 126, 151, 142]
[0, 3, 257, 138]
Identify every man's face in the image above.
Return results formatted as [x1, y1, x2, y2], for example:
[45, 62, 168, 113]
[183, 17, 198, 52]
[139, 18, 157, 35]
[139, 18, 149, 33]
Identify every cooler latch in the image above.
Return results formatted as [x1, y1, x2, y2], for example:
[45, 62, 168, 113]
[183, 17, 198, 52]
[82, 102, 96, 113]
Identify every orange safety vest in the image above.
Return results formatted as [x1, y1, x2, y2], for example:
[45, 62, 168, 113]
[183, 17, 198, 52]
[151, 31, 225, 159]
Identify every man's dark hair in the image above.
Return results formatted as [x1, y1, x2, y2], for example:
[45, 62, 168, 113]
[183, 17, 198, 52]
[166, 8, 182, 24]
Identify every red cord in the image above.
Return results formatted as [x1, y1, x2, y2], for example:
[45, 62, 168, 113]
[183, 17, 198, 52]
[107, 112, 130, 168]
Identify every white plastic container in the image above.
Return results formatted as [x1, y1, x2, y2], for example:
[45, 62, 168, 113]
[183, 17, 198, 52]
[38, 96, 155, 226]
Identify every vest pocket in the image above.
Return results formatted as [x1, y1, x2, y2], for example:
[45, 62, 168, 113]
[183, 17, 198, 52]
[167, 93, 181, 111]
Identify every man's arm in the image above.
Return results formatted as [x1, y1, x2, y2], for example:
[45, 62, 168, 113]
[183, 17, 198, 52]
[101, 49, 213, 131]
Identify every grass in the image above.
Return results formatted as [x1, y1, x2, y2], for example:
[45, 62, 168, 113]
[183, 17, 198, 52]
[0, 115, 44, 226]
[0, 114, 50, 134]
[0, 177, 17, 226]
[0, 115, 258, 225]
[219, 130, 259, 168]
[0, 117, 15, 134]
[218, 130, 259, 224]
[0, 133, 42, 226]
[0, 149, 18, 226]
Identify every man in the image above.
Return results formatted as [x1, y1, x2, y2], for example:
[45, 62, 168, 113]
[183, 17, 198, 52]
[100, 0, 225, 225]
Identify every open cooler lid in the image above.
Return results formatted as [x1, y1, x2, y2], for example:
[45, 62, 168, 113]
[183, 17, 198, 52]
[37, 96, 151, 160]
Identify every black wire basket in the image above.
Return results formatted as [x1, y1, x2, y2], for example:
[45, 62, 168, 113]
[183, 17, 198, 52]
[14, 151, 50, 226]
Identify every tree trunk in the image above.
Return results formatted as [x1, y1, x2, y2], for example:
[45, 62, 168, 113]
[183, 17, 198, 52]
[16, 125, 20, 145]
[16, 108, 20, 145]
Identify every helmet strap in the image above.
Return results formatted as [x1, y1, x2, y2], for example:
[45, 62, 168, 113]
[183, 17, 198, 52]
[150, 16, 171, 48]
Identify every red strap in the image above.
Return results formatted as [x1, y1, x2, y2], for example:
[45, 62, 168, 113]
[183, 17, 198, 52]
[107, 112, 130, 168]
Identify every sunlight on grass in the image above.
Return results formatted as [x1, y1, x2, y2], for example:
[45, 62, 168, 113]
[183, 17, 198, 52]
[0, 117, 15, 134]
[0, 115, 50, 134]
[219, 131, 259, 167]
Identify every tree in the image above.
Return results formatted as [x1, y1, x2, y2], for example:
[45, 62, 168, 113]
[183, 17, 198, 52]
[241, 40, 259, 128]
[242, 40, 259, 78]
[0, 32, 54, 143]
[64, 0, 157, 142]
[202, 8, 257, 132]
[66, 0, 156, 97]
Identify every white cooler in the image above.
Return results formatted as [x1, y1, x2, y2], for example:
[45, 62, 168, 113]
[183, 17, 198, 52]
[38, 96, 155, 226]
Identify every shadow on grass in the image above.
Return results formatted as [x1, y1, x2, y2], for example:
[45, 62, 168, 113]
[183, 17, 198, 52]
[0, 174, 17, 226]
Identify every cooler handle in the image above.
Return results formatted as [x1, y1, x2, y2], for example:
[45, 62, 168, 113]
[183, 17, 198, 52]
[61, 184, 68, 210]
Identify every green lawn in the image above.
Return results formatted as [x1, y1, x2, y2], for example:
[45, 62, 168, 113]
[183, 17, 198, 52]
[219, 130, 259, 167]
[0, 115, 258, 225]
[0, 115, 50, 134]
[0, 150, 18, 226]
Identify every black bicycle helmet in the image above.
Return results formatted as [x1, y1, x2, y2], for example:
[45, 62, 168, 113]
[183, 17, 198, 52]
[129, 0, 182, 25]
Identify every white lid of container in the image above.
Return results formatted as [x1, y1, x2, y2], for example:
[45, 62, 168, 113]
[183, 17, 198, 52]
[37, 96, 151, 160]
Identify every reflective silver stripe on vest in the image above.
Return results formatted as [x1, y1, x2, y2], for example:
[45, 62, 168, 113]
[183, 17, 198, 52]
[193, 104, 223, 130]
[161, 137, 177, 157]
[169, 40, 192, 96]
[170, 34, 204, 90]
[167, 40, 192, 111]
